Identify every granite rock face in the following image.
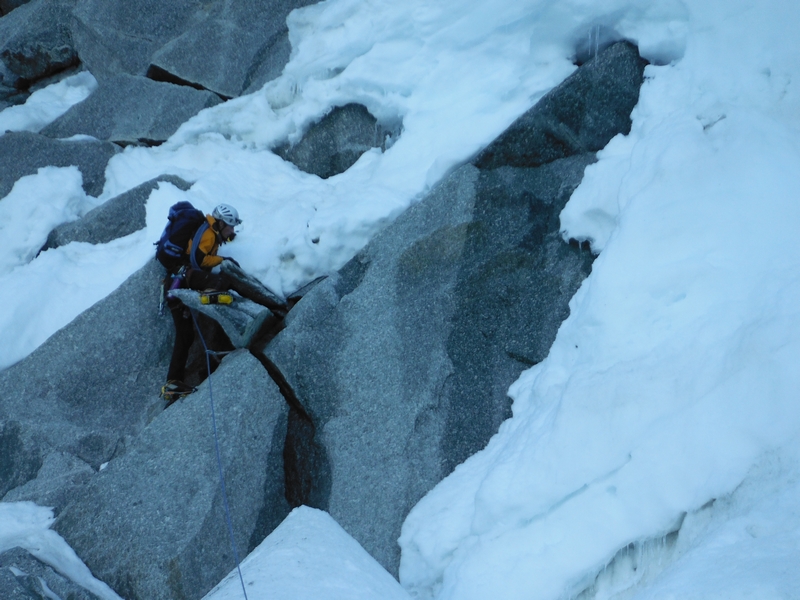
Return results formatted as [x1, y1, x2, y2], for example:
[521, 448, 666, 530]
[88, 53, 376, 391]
[265, 156, 595, 573]
[474, 41, 647, 169]
[0, 420, 43, 499]
[0, 261, 172, 505]
[54, 351, 290, 600]
[0, 31, 648, 597]
[263, 41, 646, 575]
[41, 175, 192, 252]
[0, 131, 120, 199]
[0, 63, 23, 107]
[275, 103, 385, 179]
[2, 451, 94, 510]
[70, 0, 205, 81]
[0, 548, 100, 599]
[0, 0, 78, 85]
[148, 0, 319, 98]
[41, 74, 222, 145]
[72, 0, 316, 97]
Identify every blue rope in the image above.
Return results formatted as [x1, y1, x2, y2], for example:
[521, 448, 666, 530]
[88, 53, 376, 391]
[190, 309, 249, 600]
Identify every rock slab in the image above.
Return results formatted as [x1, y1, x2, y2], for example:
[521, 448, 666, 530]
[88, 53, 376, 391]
[2, 451, 93, 510]
[0, 0, 78, 85]
[148, 0, 319, 98]
[70, 0, 205, 81]
[0, 131, 119, 199]
[41, 74, 222, 145]
[72, 0, 317, 96]
[474, 41, 647, 169]
[0, 547, 100, 599]
[41, 174, 192, 252]
[0, 261, 172, 505]
[54, 351, 290, 600]
[265, 155, 595, 573]
[263, 40, 647, 575]
[275, 103, 382, 179]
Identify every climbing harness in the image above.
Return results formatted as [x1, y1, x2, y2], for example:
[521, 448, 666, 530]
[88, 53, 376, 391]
[160, 380, 197, 404]
[159, 267, 188, 316]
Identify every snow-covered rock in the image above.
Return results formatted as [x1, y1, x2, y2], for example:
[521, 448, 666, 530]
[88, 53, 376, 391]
[203, 506, 412, 600]
[474, 41, 647, 169]
[6, 0, 790, 599]
[41, 74, 222, 145]
[262, 39, 644, 575]
[41, 175, 191, 251]
[274, 103, 385, 179]
[0, 131, 119, 198]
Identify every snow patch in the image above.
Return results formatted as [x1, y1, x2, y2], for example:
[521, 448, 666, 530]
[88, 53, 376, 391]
[202, 507, 411, 600]
[0, 72, 97, 135]
[0, 502, 122, 600]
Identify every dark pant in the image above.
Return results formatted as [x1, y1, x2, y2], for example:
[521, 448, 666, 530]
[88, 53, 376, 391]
[167, 297, 194, 382]
[185, 268, 231, 292]
[165, 266, 283, 382]
[164, 269, 244, 381]
[165, 268, 226, 382]
[188, 267, 286, 314]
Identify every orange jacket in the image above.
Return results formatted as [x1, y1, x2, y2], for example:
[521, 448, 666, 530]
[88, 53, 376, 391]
[186, 215, 224, 269]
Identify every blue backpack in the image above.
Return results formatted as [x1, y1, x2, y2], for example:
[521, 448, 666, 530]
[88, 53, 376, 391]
[155, 201, 209, 273]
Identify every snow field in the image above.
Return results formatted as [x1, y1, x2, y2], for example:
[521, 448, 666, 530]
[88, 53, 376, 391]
[399, 1, 800, 599]
[0, 71, 97, 134]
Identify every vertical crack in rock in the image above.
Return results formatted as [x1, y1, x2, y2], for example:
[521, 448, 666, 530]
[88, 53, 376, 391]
[249, 351, 332, 511]
[247, 400, 292, 554]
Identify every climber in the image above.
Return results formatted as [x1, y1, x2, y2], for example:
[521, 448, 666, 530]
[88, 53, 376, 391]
[158, 203, 286, 403]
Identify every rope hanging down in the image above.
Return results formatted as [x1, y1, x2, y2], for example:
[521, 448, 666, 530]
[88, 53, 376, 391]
[190, 309, 249, 600]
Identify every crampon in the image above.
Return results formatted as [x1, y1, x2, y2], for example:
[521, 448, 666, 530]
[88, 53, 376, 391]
[161, 380, 197, 405]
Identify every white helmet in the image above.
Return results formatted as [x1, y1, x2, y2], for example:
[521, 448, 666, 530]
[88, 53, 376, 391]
[212, 204, 242, 227]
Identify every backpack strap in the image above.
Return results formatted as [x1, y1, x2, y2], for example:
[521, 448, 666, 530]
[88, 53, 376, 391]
[189, 220, 211, 271]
